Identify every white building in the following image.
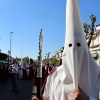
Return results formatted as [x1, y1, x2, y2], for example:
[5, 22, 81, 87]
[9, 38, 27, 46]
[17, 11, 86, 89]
[88, 24, 100, 65]
[55, 47, 64, 61]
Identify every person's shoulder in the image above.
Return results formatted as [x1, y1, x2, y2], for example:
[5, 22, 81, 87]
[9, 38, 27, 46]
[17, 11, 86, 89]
[48, 67, 57, 76]
[57, 65, 63, 72]
[48, 65, 63, 77]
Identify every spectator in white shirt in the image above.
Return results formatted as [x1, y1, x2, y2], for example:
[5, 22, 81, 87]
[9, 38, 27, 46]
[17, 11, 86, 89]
[10, 59, 18, 92]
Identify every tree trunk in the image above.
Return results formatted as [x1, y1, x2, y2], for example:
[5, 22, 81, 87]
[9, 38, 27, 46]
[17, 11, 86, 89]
[87, 24, 94, 47]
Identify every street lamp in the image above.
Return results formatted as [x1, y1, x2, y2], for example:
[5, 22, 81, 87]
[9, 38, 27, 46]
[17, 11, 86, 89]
[8, 50, 10, 64]
[10, 32, 13, 64]
[21, 50, 23, 62]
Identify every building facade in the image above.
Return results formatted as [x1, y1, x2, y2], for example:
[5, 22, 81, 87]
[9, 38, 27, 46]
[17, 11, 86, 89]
[55, 47, 64, 61]
[47, 24, 100, 66]
[86, 24, 100, 65]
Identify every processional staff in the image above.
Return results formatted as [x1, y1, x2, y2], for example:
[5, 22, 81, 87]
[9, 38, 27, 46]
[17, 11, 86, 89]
[37, 29, 43, 99]
[46, 52, 50, 64]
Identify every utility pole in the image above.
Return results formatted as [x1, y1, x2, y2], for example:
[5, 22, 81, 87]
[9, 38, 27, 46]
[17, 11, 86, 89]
[10, 32, 13, 64]
[8, 50, 10, 64]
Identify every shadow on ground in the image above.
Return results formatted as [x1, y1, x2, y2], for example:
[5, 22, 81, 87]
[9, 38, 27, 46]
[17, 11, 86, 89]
[0, 79, 37, 100]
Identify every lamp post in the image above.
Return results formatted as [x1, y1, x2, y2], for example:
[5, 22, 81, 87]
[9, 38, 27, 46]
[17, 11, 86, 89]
[21, 50, 23, 62]
[10, 32, 13, 64]
[8, 50, 10, 64]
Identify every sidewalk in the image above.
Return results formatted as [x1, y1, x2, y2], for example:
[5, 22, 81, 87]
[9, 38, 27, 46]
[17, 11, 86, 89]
[0, 79, 37, 100]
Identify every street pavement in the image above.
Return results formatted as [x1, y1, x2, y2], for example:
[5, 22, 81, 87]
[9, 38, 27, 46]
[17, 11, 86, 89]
[0, 79, 37, 100]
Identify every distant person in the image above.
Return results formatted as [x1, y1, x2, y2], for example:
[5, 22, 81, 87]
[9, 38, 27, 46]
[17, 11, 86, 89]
[9, 59, 18, 92]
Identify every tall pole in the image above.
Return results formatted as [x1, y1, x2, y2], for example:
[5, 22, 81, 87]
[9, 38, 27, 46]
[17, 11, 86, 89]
[37, 29, 43, 99]
[46, 52, 50, 64]
[10, 32, 13, 64]
[21, 50, 23, 62]
[8, 50, 10, 64]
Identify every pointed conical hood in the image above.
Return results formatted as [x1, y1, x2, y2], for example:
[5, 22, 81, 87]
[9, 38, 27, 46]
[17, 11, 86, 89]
[61, 0, 100, 98]
[65, 0, 86, 45]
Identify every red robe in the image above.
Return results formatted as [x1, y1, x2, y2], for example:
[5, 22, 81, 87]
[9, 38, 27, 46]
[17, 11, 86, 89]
[0, 68, 2, 83]
[2, 68, 7, 83]
[29, 68, 34, 80]
[22, 69, 27, 80]
[42, 66, 45, 85]
[6, 67, 10, 80]
[32, 69, 37, 86]
[41, 67, 57, 95]
[43, 66, 48, 82]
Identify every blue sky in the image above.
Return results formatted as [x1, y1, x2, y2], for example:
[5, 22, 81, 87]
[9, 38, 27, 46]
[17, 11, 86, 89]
[0, 0, 100, 60]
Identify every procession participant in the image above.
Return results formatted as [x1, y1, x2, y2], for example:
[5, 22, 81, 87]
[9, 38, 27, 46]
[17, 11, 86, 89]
[26, 62, 30, 78]
[42, 65, 45, 85]
[32, 66, 37, 86]
[1, 63, 7, 84]
[43, 64, 49, 81]
[0, 66, 2, 83]
[52, 63, 57, 70]
[22, 63, 27, 80]
[47, 64, 52, 74]
[10, 59, 18, 92]
[18, 61, 23, 79]
[0, 62, 5, 83]
[29, 65, 34, 80]
[32, 0, 100, 100]
[6, 65, 10, 80]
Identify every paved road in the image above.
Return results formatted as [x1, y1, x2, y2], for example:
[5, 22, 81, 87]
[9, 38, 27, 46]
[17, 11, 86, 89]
[0, 79, 37, 100]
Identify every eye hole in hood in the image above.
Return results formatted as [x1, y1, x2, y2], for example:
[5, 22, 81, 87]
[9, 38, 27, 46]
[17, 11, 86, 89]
[69, 43, 72, 47]
[77, 43, 81, 47]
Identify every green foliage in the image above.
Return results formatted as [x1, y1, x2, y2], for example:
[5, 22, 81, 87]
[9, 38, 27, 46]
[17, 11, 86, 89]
[90, 14, 96, 24]
[83, 14, 96, 47]
[83, 23, 91, 35]
[56, 52, 59, 58]
[23, 57, 29, 64]
[0, 53, 8, 60]
[83, 14, 96, 36]
[33, 60, 38, 64]
[50, 58, 59, 65]
[16, 58, 21, 61]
